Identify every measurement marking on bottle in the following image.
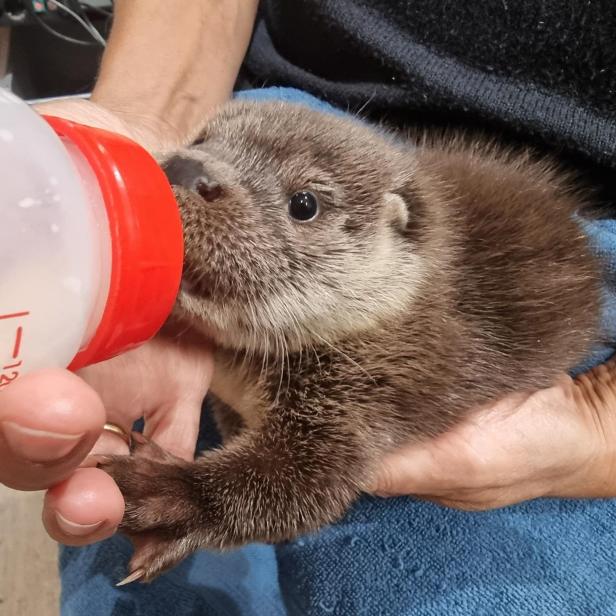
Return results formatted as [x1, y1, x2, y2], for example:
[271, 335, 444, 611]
[0, 312, 29, 387]
[2, 361, 22, 370]
[12, 326, 23, 358]
[0, 311, 30, 320]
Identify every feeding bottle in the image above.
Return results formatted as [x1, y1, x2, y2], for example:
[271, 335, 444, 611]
[0, 88, 183, 388]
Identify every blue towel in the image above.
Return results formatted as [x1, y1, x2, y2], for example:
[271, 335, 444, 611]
[60, 88, 616, 616]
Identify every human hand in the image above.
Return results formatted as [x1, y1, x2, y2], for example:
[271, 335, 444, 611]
[370, 359, 616, 510]
[34, 97, 188, 152]
[0, 99, 212, 547]
[0, 335, 213, 546]
[4, 0, 254, 548]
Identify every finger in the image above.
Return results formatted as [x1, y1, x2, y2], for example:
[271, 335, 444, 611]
[368, 445, 458, 496]
[419, 494, 496, 512]
[143, 395, 204, 461]
[368, 439, 496, 497]
[34, 100, 131, 138]
[142, 336, 214, 460]
[0, 369, 105, 490]
[83, 393, 134, 467]
[76, 357, 142, 466]
[43, 467, 124, 546]
[83, 429, 130, 468]
[421, 492, 516, 512]
[573, 356, 616, 416]
[416, 476, 549, 511]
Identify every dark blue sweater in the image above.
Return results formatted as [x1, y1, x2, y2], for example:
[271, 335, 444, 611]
[245, 0, 616, 202]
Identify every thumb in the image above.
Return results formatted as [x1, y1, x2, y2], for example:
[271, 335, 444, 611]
[368, 445, 444, 497]
[0, 369, 105, 490]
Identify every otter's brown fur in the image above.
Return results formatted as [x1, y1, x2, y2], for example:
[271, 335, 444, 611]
[102, 101, 601, 581]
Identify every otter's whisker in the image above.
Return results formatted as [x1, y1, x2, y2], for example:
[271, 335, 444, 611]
[309, 329, 377, 386]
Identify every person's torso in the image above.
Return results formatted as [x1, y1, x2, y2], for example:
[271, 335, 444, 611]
[244, 0, 616, 205]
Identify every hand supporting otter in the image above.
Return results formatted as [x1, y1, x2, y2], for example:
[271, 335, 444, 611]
[371, 359, 616, 510]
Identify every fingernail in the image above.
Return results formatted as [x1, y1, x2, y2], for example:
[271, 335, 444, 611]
[55, 511, 105, 536]
[1, 420, 84, 463]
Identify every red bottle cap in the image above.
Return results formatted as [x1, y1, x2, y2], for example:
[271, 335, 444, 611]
[43, 116, 183, 370]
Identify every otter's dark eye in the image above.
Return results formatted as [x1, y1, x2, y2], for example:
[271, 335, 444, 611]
[288, 191, 320, 222]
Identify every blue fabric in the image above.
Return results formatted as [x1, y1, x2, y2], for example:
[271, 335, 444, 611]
[60, 87, 616, 616]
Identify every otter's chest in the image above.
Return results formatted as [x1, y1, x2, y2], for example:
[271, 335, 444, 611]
[209, 350, 271, 428]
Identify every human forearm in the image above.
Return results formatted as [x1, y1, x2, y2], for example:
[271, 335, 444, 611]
[91, 0, 258, 147]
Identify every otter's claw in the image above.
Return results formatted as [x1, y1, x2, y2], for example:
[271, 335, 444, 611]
[116, 568, 145, 587]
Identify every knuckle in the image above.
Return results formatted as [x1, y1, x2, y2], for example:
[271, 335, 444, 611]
[371, 462, 401, 496]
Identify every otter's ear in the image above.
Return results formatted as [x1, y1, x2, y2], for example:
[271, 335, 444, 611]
[384, 192, 411, 233]
[384, 180, 426, 238]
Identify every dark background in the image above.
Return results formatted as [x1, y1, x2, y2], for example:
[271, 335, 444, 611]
[1, 0, 110, 100]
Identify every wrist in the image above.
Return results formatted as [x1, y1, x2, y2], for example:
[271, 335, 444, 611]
[89, 0, 258, 149]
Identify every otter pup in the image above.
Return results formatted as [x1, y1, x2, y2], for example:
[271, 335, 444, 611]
[103, 100, 601, 583]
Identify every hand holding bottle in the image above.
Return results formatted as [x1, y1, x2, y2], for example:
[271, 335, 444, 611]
[0, 96, 213, 545]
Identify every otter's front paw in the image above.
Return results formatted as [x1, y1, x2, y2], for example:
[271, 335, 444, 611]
[100, 434, 206, 583]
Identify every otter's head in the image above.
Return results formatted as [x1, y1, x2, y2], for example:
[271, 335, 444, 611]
[163, 100, 430, 353]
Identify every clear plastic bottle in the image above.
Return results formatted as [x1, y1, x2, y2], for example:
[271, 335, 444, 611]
[0, 88, 183, 387]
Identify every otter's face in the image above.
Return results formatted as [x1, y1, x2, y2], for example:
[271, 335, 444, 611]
[163, 101, 427, 353]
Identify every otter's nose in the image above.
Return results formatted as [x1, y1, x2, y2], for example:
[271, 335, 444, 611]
[162, 155, 222, 201]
